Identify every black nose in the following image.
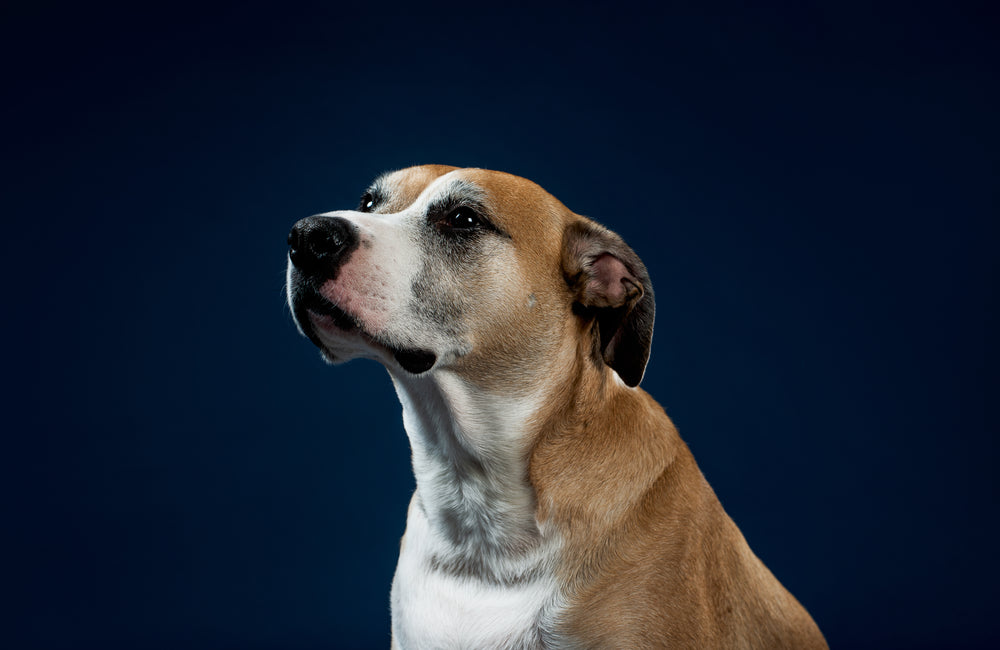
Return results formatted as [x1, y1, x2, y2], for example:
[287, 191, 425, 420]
[287, 216, 359, 275]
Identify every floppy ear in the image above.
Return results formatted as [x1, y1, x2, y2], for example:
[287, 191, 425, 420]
[562, 220, 655, 387]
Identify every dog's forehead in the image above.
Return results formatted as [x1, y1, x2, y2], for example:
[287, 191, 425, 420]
[376, 166, 570, 239]
[372, 165, 458, 213]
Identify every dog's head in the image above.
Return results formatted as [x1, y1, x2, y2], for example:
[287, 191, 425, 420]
[286, 166, 654, 388]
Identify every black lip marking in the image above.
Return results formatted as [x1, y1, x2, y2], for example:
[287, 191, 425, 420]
[392, 349, 437, 374]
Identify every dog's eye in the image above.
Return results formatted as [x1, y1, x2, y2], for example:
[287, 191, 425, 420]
[358, 192, 376, 213]
[444, 207, 481, 230]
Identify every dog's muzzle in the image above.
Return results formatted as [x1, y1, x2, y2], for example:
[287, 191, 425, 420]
[287, 215, 359, 278]
[286, 214, 438, 375]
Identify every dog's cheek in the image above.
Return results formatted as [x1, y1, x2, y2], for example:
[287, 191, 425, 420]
[459, 271, 567, 385]
[409, 266, 467, 340]
[405, 240, 515, 354]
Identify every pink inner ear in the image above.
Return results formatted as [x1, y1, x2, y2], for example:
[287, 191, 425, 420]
[585, 253, 634, 307]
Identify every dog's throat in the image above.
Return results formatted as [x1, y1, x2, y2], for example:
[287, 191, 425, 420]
[393, 348, 437, 374]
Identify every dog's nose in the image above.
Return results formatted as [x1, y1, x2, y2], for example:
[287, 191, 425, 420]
[287, 216, 359, 275]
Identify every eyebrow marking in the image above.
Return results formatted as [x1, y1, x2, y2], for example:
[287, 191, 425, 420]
[364, 175, 389, 202]
[361, 170, 410, 213]
[426, 179, 511, 239]
[368, 171, 394, 195]
[426, 179, 488, 213]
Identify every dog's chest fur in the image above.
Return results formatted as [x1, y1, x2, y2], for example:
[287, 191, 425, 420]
[390, 505, 563, 649]
[388, 373, 565, 649]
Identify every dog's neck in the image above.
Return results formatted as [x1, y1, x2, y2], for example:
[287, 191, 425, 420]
[388, 369, 547, 571]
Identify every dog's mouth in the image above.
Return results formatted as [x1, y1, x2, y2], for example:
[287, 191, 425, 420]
[291, 284, 437, 375]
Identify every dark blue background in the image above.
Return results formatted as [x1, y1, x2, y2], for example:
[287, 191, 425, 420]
[4, 1, 996, 648]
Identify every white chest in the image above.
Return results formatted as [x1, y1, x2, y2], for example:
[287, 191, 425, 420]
[390, 509, 562, 649]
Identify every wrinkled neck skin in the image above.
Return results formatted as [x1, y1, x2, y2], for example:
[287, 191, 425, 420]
[387, 366, 551, 578]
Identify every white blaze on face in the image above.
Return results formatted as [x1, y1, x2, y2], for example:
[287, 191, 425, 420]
[314, 209, 419, 337]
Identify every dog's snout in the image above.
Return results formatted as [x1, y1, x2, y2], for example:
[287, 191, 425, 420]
[288, 216, 359, 275]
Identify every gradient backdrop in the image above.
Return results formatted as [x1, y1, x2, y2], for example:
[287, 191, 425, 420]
[4, 2, 997, 648]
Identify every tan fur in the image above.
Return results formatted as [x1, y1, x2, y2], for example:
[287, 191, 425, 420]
[351, 166, 826, 647]
[530, 359, 826, 647]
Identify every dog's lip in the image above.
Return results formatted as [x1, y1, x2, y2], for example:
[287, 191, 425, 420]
[296, 288, 359, 331]
[295, 287, 437, 375]
[306, 302, 357, 333]
[307, 309, 352, 333]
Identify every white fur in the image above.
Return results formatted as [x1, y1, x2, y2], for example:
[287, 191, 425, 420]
[314, 209, 421, 342]
[391, 504, 562, 649]
[388, 370, 564, 649]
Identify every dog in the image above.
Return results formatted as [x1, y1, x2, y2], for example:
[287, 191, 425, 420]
[286, 165, 827, 649]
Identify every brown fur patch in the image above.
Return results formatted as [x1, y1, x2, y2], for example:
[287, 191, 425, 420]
[528, 360, 826, 647]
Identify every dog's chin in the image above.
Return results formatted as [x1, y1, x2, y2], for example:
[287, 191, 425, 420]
[316, 325, 437, 375]
[295, 295, 438, 376]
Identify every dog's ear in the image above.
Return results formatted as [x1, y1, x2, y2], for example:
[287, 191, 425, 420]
[562, 220, 655, 387]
